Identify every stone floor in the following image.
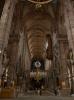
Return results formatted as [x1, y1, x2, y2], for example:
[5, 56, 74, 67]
[0, 96, 74, 100]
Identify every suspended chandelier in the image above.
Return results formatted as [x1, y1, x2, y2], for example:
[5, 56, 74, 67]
[27, 0, 52, 5]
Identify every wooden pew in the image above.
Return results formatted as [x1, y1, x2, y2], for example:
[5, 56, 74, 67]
[0, 87, 15, 98]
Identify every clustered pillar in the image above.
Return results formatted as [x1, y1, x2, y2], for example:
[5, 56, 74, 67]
[64, 0, 74, 56]
[0, 0, 17, 78]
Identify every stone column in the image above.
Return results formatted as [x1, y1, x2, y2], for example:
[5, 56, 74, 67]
[8, 38, 19, 81]
[52, 32, 61, 95]
[0, 0, 17, 77]
[59, 41, 70, 89]
[64, 0, 74, 56]
[63, 0, 74, 94]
